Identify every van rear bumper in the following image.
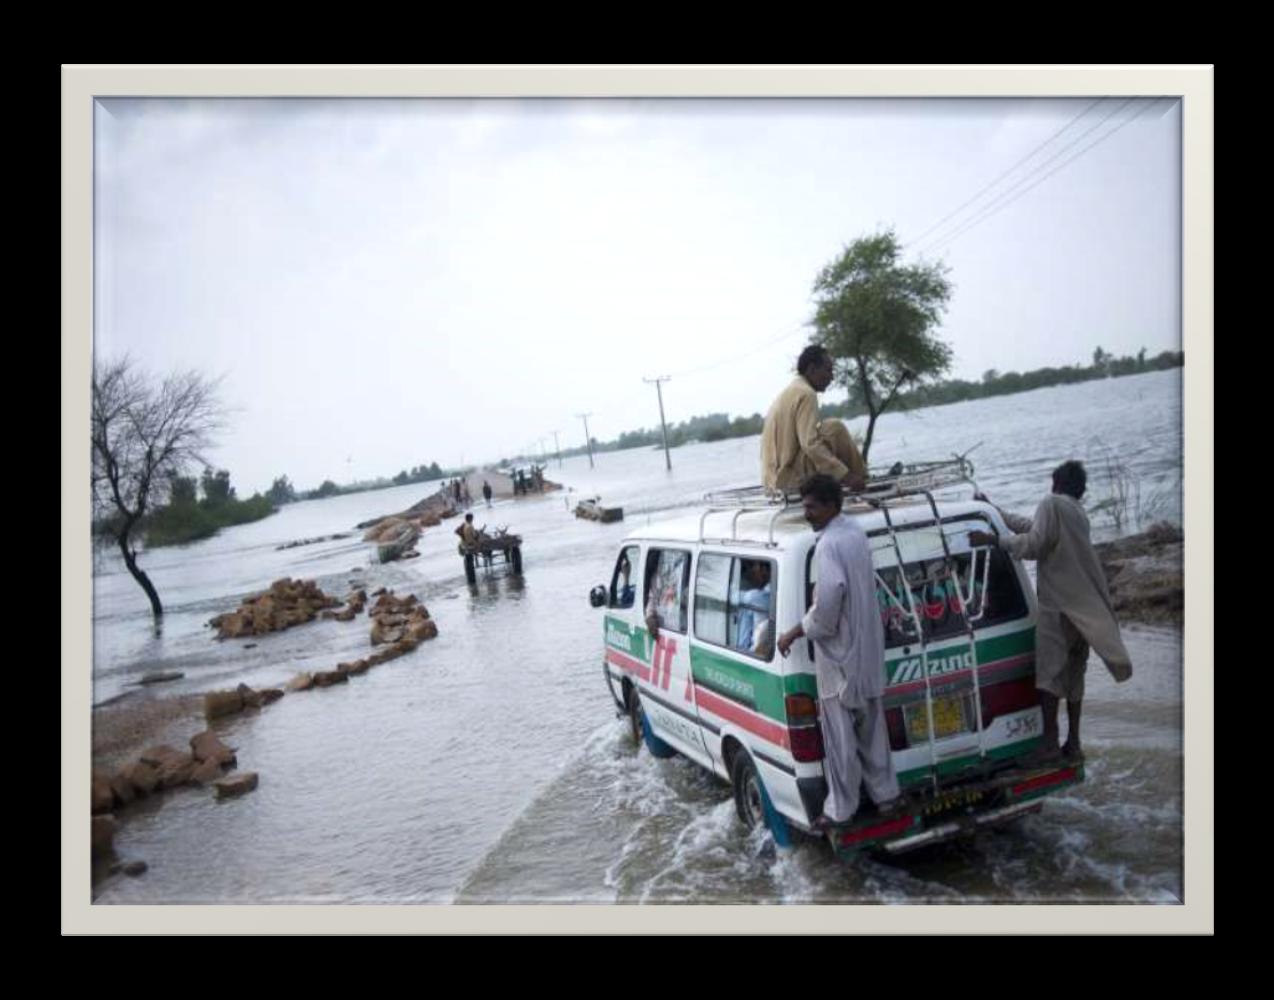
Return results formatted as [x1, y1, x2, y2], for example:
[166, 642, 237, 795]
[826, 760, 1084, 857]
[880, 800, 1044, 854]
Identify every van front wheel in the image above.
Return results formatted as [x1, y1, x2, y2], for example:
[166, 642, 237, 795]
[626, 688, 642, 746]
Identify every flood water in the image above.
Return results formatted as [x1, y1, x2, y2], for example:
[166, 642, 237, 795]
[90, 368, 1184, 904]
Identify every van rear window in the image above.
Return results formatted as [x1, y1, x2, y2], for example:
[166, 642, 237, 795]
[874, 547, 1027, 648]
[868, 519, 1028, 648]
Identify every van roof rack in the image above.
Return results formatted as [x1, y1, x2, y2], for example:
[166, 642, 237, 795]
[702, 454, 980, 509]
[697, 453, 980, 546]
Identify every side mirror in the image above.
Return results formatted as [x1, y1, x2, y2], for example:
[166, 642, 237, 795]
[589, 585, 608, 608]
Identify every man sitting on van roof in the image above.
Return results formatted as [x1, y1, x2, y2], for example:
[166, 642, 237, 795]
[760, 345, 867, 495]
[969, 460, 1133, 765]
[777, 473, 901, 830]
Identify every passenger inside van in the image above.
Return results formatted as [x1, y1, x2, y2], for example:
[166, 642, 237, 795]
[735, 560, 773, 654]
[616, 552, 635, 608]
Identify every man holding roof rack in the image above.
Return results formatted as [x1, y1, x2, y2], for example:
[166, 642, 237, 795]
[969, 460, 1133, 766]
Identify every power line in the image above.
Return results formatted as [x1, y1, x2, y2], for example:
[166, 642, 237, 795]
[921, 97, 1157, 256]
[904, 97, 1104, 250]
[918, 96, 1140, 255]
[666, 322, 807, 380]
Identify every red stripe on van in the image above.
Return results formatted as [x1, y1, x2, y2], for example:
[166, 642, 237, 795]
[606, 648, 652, 683]
[692, 686, 791, 751]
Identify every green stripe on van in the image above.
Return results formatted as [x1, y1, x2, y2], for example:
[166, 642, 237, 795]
[604, 615, 653, 663]
[690, 646, 787, 721]
[621, 622, 1035, 726]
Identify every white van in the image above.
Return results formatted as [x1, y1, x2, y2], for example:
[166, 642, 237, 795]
[592, 471, 1084, 857]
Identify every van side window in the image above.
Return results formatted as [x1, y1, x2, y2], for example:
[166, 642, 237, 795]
[610, 545, 640, 609]
[644, 548, 691, 634]
[694, 553, 776, 661]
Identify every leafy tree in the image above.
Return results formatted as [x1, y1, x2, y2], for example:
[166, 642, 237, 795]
[168, 473, 198, 505]
[268, 475, 297, 506]
[810, 229, 953, 461]
[201, 467, 234, 505]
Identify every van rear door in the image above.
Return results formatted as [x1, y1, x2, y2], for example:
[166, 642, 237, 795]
[869, 514, 1040, 790]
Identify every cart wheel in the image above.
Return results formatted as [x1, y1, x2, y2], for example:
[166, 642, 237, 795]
[463, 552, 477, 585]
[511, 545, 523, 575]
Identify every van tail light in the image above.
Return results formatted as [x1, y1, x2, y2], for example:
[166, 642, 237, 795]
[979, 677, 1039, 728]
[785, 693, 819, 723]
[785, 693, 824, 762]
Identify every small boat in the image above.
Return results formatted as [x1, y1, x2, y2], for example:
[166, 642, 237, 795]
[575, 497, 623, 523]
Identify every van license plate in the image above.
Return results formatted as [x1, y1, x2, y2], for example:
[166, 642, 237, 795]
[907, 696, 967, 743]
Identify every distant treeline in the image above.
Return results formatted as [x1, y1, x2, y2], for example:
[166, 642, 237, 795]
[823, 347, 1184, 420]
[500, 347, 1185, 464]
[278, 462, 475, 504]
[90, 468, 277, 548]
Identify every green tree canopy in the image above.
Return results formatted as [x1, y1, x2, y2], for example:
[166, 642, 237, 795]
[268, 475, 296, 506]
[810, 229, 953, 461]
[201, 467, 234, 505]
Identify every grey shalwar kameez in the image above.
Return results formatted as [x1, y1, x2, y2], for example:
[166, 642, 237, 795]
[998, 494, 1133, 701]
[802, 513, 900, 823]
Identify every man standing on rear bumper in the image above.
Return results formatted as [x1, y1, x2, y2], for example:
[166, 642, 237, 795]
[778, 474, 900, 829]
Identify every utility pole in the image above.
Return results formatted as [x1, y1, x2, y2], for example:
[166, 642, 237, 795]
[643, 376, 673, 471]
[577, 413, 595, 469]
[551, 430, 562, 468]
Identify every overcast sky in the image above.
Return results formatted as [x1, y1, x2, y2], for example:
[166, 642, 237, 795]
[94, 97, 1181, 496]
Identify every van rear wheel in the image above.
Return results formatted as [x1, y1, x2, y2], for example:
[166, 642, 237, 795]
[731, 753, 765, 829]
[731, 751, 793, 848]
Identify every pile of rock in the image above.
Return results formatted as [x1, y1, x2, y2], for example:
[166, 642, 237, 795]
[322, 588, 367, 623]
[1096, 521, 1184, 626]
[368, 590, 439, 648]
[208, 578, 342, 639]
[284, 590, 439, 691]
[275, 532, 351, 551]
[98, 586, 441, 870]
[204, 682, 285, 720]
[92, 729, 256, 860]
[363, 517, 412, 543]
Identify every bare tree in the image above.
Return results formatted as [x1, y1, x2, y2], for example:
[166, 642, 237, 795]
[91, 357, 225, 621]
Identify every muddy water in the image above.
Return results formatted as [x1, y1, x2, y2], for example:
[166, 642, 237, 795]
[91, 369, 1184, 903]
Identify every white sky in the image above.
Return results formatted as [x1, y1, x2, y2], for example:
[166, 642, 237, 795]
[94, 97, 1181, 496]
